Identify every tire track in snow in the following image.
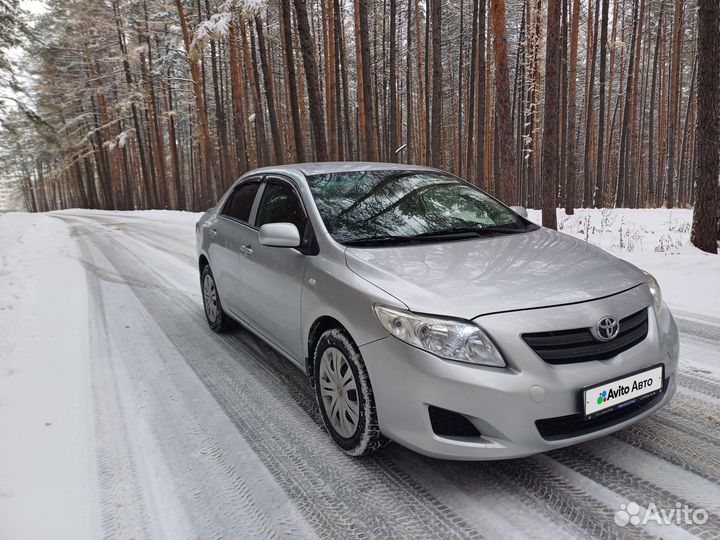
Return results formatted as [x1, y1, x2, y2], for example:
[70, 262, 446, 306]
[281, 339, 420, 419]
[675, 372, 720, 401]
[382, 447, 595, 540]
[78, 235, 155, 540]
[674, 313, 720, 342]
[582, 438, 720, 519]
[661, 392, 720, 437]
[547, 447, 720, 537]
[491, 460, 653, 540]
[612, 419, 720, 485]
[653, 412, 720, 449]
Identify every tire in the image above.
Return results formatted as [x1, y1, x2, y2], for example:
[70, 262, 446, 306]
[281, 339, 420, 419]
[313, 328, 387, 456]
[201, 265, 232, 333]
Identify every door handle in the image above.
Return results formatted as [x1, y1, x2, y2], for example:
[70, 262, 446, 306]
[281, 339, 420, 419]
[240, 244, 253, 256]
[209, 228, 217, 237]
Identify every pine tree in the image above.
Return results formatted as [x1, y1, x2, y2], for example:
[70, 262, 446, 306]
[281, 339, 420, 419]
[542, 0, 561, 229]
[489, 0, 516, 204]
[691, 0, 720, 253]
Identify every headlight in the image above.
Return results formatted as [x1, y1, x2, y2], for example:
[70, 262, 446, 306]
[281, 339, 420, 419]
[643, 272, 663, 312]
[373, 305, 506, 367]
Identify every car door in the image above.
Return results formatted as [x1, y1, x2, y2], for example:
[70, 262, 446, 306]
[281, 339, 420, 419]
[240, 177, 310, 362]
[211, 179, 262, 320]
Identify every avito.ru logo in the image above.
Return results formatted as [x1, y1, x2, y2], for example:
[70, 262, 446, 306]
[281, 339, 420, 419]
[614, 501, 709, 527]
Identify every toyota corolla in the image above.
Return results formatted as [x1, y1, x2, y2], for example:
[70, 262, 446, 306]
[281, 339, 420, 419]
[195, 162, 679, 460]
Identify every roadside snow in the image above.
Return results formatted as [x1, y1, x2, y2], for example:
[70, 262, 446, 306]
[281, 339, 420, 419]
[0, 213, 97, 540]
[527, 208, 720, 320]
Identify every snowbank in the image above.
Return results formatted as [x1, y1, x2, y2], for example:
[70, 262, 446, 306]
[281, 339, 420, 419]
[0, 213, 96, 539]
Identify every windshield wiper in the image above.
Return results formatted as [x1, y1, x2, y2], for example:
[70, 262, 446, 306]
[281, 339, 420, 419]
[342, 234, 421, 246]
[412, 226, 527, 239]
[343, 226, 527, 246]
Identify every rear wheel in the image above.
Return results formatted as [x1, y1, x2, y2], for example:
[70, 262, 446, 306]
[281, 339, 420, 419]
[201, 265, 232, 333]
[313, 328, 386, 456]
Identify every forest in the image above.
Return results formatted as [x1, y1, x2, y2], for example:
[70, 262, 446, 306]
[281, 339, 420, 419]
[0, 0, 718, 250]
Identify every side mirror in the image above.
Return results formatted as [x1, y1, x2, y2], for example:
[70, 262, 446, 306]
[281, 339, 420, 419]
[509, 205, 528, 218]
[258, 222, 301, 248]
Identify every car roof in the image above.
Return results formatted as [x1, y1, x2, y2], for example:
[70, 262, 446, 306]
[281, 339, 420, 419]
[248, 161, 440, 178]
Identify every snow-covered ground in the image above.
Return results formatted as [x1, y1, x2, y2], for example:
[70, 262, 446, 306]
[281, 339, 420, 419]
[0, 208, 719, 540]
[0, 213, 95, 539]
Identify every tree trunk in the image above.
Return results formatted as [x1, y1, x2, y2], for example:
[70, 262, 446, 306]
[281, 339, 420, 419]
[415, 0, 427, 163]
[678, 53, 697, 207]
[476, 0, 487, 188]
[665, 0, 683, 208]
[691, 0, 719, 253]
[542, 0, 561, 229]
[430, 0, 443, 168]
[324, 0, 338, 160]
[388, 0, 398, 161]
[255, 15, 282, 164]
[465, 0, 479, 179]
[489, 0, 516, 204]
[582, 0, 600, 206]
[647, 6, 663, 207]
[114, 0, 152, 208]
[457, 0, 465, 174]
[405, 0, 414, 162]
[354, 0, 377, 161]
[593, 0, 609, 207]
[228, 22, 249, 174]
[279, 0, 304, 162]
[175, 0, 216, 207]
[245, 23, 269, 166]
[332, 0, 346, 159]
[558, 0, 568, 208]
[616, 0, 640, 207]
[565, 0, 581, 215]
[293, 0, 329, 161]
[164, 77, 184, 209]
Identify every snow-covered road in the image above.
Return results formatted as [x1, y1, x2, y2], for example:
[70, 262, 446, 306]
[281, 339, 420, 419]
[1, 210, 719, 540]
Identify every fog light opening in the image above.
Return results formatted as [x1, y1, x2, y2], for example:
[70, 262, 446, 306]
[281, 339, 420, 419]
[428, 406, 482, 438]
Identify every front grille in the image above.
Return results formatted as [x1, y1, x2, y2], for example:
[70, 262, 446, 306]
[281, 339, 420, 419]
[536, 377, 669, 440]
[522, 308, 649, 365]
[428, 406, 481, 438]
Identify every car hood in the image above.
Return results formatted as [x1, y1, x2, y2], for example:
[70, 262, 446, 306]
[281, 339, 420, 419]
[344, 228, 644, 319]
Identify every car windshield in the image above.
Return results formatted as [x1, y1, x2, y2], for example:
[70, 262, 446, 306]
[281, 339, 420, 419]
[306, 170, 535, 245]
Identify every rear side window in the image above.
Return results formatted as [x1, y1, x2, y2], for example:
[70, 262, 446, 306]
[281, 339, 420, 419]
[223, 182, 260, 223]
[255, 182, 307, 235]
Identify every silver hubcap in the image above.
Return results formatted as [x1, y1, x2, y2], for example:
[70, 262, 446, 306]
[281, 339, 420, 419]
[319, 347, 360, 438]
[203, 274, 218, 323]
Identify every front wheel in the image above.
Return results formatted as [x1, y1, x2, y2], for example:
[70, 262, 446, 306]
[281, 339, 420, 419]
[313, 328, 387, 456]
[201, 265, 232, 333]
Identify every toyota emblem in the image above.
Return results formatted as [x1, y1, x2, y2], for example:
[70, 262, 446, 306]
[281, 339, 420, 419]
[595, 316, 620, 341]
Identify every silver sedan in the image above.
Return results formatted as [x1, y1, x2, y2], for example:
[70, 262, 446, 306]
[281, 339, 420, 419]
[196, 162, 679, 460]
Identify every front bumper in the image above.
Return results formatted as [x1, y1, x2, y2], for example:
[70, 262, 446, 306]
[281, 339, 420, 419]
[360, 286, 679, 460]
